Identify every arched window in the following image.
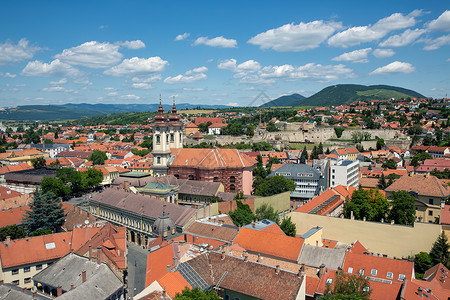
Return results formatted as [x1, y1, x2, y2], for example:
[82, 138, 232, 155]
[188, 174, 194, 180]
[213, 176, 219, 182]
[230, 184, 236, 192]
[156, 135, 160, 144]
[157, 157, 161, 164]
[230, 176, 236, 183]
[170, 133, 174, 141]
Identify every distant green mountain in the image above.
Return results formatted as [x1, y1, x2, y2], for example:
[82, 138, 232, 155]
[300, 84, 425, 107]
[260, 93, 306, 107]
[0, 103, 231, 121]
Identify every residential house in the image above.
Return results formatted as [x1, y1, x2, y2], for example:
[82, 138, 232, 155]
[30, 144, 70, 158]
[385, 174, 450, 223]
[0, 149, 49, 166]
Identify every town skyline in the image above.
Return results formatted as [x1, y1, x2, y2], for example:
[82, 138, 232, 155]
[0, 0, 449, 108]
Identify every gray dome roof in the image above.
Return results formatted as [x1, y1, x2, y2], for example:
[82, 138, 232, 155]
[152, 215, 175, 237]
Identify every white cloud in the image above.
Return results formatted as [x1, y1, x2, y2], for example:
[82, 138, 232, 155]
[131, 75, 162, 83]
[50, 78, 67, 85]
[226, 102, 239, 107]
[55, 41, 122, 68]
[0, 38, 40, 65]
[175, 33, 190, 41]
[422, 34, 450, 50]
[427, 10, 450, 31]
[248, 21, 342, 51]
[107, 92, 118, 96]
[369, 61, 415, 75]
[120, 94, 140, 100]
[331, 48, 371, 63]
[183, 87, 204, 91]
[379, 29, 425, 47]
[22, 59, 83, 77]
[218, 59, 261, 78]
[0, 72, 16, 78]
[194, 36, 237, 48]
[132, 83, 153, 89]
[104, 56, 168, 76]
[117, 40, 146, 49]
[164, 66, 208, 84]
[372, 48, 395, 58]
[328, 11, 419, 47]
[104, 87, 116, 91]
[42, 86, 67, 92]
[219, 59, 354, 83]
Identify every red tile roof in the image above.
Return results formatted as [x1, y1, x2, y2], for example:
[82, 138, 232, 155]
[145, 244, 178, 287]
[171, 149, 256, 169]
[157, 271, 191, 299]
[232, 227, 304, 261]
[343, 252, 414, 283]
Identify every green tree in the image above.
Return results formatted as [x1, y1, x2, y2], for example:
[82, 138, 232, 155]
[0, 225, 26, 241]
[40, 177, 71, 198]
[22, 191, 65, 234]
[381, 159, 397, 170]
[174, 287, 220, 300]
[414, 252, 433, 279]
[334, 127, 345, 138]
[387, 191, 415, 225]
[322, 271, 371, 299]
[246, 125, 255, 137]
[229, 199, 255, 226]
[310, 145, 319, 160]
[251, 141, 272, 151]
[29, 228, 53, 237]
[32, 157, 46, 169]
[198, 121, 212, 133]
[377, 173, 387, 189]
[266, 122, 279, 132]
[318, 142, 324, 155]
[49, 159, 61, 168]
[411, 152, 433, 167]
[82, 168, 103, 190]
[376, 138, 385, 150]
[279, 216, 296, 237]
[89, 150, 107, 165]
[254, 175, 295, 197]
[429, 232, 450, 268]
[344, 189, 389, 222]
[300, 146, 308, 164]
[255, 203, 279, 223]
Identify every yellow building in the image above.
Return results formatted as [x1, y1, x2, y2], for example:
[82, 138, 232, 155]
[0, 149, 49, 166]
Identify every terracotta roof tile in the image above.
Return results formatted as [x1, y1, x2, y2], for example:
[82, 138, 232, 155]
[232, 227, 304, 261]
[171, 149, 256, 169]
[157, 271, 191, 299]
[385, 175, 450, 198]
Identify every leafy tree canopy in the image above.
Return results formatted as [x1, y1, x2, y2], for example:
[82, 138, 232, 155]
[387, 191, 415, 225]
[255, 203, 279, 224]
[0, 225, 26, 241]
[254, 175, 295, 197]
[88, 150, 107, 165]
[280, 216, 296, 237]
[323, 271, 371, 299]
[429, 232, 450, 268]
[22, 191, 65, 234]
[381, 159, 397, 170]
[229, 199, 255, 227]
[174, 287, 220, 300]
[344, 189, 389, 222]
[32, 157, 46, 169]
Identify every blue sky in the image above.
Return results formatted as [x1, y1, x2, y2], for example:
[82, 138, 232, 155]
[0, 0, 449, 108]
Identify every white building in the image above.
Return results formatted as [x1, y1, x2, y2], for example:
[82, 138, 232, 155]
[31, 143, 70, 158]
[330, 160, 359, 188]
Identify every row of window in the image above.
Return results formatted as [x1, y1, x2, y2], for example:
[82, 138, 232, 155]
[347, 267, 405, 280]
[155, 133, 182, 144]
[12, 264, 42, 275]
[98, 208, 152, 232]
[11, 277, 32, 285]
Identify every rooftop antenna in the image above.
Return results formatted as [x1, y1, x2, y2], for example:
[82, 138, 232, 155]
[162, 204, 166, 216]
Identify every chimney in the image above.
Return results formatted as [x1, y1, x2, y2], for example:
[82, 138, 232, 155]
[82, 271, 86, 283]
[319, 264, 326, 278]
[88, 245, 92, 260]
[5, 236, 10, 243]
[167, 264, 171, 272]
[57, 286, 62, 297]
[243, 252, 248, 262]
[97, 246, 102, 264]
[275, 265, 280, 275]
[33, 290, 37, 299]
[257, 254, 261, 262]
[22, 287, 27, 293]
[124, 181, 129, 190]
[172, 257, 177, 266]
[70, 284, 75, 290]
[417, 287, 423, 297]
[221, 249, 226, 260]
[0, 280, 3, 285]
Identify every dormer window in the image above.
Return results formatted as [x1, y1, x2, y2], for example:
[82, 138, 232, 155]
[387, 272, 393, 279]
[399, 274, 405, 280]
[359, 269, 364, 276]
[326, 278, 333, 284]
[371, 269, 377, 276]
[348, 267, 353, 273]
